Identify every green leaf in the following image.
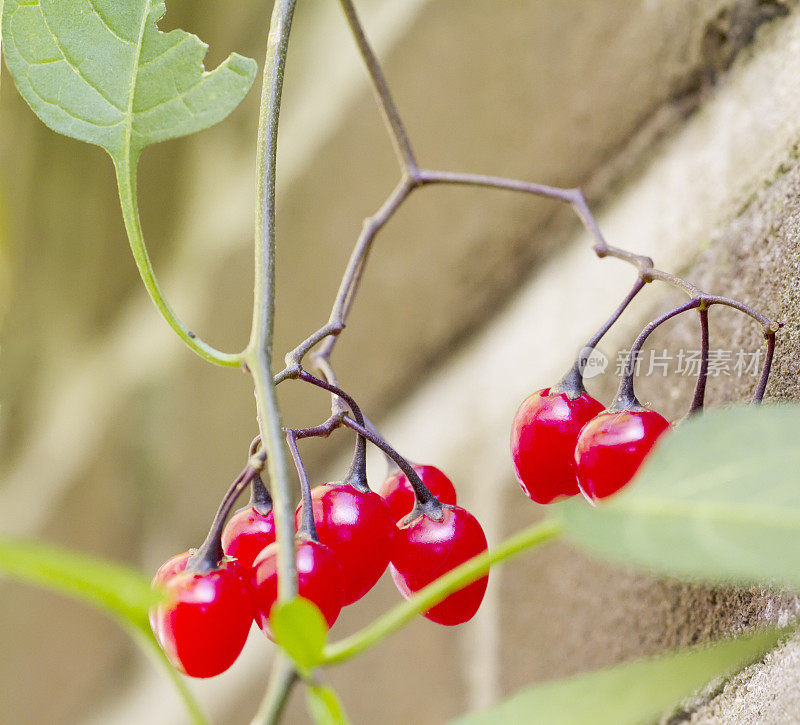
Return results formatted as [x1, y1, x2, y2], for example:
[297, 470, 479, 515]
[306, 683, 351, 725]
[1, 0, 256, 161]
[558, 404, 800, 586]
[0, 538, 209, 724]
[452, 628, 788, 725]
[0, 537, 159, 628]
[1, 0, 255, 368]
[271, 597, 329, 672]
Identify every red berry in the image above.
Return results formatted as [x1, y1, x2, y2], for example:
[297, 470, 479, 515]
[574, 408, 670, 500]
[295, 483, 396, 605]
[391, 505, 488, 625]
[377, 464, 458, 522]
[511, 387, 604, 503]
[149, 551, 253, 678]
[222, 505, 276, 569]
[252, 538, 345, 637]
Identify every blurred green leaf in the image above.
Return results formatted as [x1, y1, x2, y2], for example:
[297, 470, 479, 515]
[306, 683, 351, 725]
[1, 0, 256, 160]
[0, 538, 208, 724]
[271, 597, 328, 672]
[558, 404, 800, 586]
[0, 537, 159, 627]
[452, 628, 788, 725]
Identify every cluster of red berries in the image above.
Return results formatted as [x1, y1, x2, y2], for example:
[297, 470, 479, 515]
[511, 383, 670, 504]
[149, 464, 488, 678]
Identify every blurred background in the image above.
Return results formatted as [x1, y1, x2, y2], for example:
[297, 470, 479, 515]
[2, 1, 800, 722]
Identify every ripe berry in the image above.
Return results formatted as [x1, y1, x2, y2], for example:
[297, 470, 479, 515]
[149, 551, 253, 678]
[574, 408, 670, 500]
[391, 505, 488, 625]
[252, 538, 345, 637]
[378, 464, 458, 522]
[511, 387, 604, 503]
[295, 482, 396, 605]
[221, 506, 276, 569]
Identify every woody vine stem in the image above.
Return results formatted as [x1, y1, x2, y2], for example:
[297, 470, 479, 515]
[150, 0, 781, 721]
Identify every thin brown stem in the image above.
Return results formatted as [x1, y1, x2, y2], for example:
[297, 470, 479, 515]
[266, 8, 781, 403]
[689, 308, 710, 415]
[340, 414, 440, 514]
[553, 276, 646, 398]
[187, 453, 265, 574]
[318, 177, 415, 359]
[613, 298, 703, 411]
[285, 430, 318, 541]
[337, 0, 418, 173]
[753, 332, 776, 403]
[297, 371, 369, 490]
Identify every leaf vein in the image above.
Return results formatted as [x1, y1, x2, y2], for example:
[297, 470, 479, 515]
[133, 75, 205, 116]
[21, 67, 124, 127]
[38, 4, 126, 113]
[136, 34, 190, 70]
[84, 0, 135, 47]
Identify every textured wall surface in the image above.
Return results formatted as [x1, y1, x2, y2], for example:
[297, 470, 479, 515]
[2, 1, 800, 723]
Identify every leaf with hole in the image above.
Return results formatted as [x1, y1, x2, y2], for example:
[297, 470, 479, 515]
[306, 683, 351, 725]
[558, 404, 800, 586]
[451, 628, 788, 725]
[271, 596, 329, 672]
[1, 0, 256, 162]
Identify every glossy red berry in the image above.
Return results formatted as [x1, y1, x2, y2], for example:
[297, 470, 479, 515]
[574, 408, 670, 500]
[149, 551, 253, 678]
[221, 505, 276, 569]
[511, 387, 604, 503]
[252, 538, 345, 637]
[377, 464, 458, 522]
[295, 482, 396, 605]
[391, 505, 488, 625]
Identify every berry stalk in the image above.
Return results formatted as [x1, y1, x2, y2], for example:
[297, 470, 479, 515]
[689, 308, 710, 415]
[187, 459, 263, 574]
[297, 371, 370, 491]
[340, 415, 442, 518]
[285, 430, 319, 542]
[613, 298, 703, 411]
[296, 372, 436, 501]
[552, 276, 646, 399]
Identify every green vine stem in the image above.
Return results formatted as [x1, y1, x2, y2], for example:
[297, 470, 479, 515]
[249, 654, 299, 725]
[321, 518, 563, 665]
[114, 161, 243, 368]
[132, 625, 210, 725]
[245, 0, 300, 720]
[246, 0, 298, 605]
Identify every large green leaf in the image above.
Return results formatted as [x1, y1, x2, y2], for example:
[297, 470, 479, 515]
[452, 628, 788, 725]
[558, 404, 800, 586]
[1, 0, 256, 161]
[0, 538, 208, 724]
